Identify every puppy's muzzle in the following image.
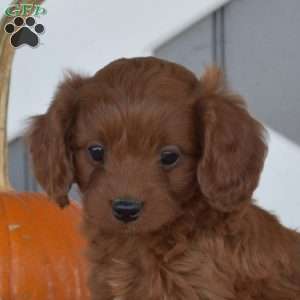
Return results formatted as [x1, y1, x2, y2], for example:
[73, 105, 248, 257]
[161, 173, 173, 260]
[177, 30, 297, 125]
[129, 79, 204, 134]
[112, 198, 144, 223]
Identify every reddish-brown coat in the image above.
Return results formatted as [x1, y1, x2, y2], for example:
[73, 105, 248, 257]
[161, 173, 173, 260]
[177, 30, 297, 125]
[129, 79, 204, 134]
[27, 57, 300, 300]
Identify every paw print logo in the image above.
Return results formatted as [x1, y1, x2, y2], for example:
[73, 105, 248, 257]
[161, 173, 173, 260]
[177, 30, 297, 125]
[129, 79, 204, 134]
[4, 16, 45, 48]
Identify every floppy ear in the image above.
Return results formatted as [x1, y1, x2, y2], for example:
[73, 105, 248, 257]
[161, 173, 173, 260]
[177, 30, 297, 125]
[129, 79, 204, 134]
[26, 73, 86, 208]
[197, 67, 267, 212]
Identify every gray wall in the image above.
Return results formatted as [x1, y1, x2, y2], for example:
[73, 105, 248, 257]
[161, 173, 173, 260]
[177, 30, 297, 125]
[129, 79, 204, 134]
[8, 137, 38, 192]
[225, 0, 300, 146]
[155, 0, 300, 146]
[155, 9, 225, 75]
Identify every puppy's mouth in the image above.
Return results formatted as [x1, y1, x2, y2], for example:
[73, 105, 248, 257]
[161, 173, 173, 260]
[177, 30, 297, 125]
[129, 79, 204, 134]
[113, 210, 141, 223]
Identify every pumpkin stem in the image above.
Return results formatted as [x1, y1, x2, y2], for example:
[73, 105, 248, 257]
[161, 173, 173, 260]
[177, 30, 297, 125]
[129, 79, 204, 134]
[0, 9, 15, 191]
[0, 0, 45, 191]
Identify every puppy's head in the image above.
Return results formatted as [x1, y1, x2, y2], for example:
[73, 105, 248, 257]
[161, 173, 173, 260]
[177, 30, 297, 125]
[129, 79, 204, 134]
[27, 57, 267, 234]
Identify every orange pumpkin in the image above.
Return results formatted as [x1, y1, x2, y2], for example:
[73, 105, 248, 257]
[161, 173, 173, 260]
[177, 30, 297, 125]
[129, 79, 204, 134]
[0, 2, 89, 299]
[0, 192, 90, 300]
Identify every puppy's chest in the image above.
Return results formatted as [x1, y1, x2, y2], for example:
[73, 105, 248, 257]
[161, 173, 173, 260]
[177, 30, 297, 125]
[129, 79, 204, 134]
[101, 249, 210, 300]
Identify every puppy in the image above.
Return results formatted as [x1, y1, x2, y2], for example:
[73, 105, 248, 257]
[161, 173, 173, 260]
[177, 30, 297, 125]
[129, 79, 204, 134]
[27, 57, 300, 300]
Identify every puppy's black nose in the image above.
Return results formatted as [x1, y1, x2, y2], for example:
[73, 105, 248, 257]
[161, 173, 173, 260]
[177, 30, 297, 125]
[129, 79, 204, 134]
[112, 198, 143, 223]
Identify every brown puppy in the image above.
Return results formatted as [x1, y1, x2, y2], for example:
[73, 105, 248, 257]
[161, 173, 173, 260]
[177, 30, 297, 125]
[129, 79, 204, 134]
[27, 57, 300, 300]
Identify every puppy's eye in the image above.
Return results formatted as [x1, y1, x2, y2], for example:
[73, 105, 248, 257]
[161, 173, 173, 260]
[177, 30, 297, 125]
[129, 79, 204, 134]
[88, 144, 105, 162]
[160, 146, 181, 168]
